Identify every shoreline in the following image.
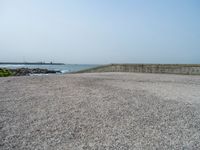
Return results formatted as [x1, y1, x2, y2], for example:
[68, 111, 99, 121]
[0, 62, 65, 65]
[0, 68, 61, 77]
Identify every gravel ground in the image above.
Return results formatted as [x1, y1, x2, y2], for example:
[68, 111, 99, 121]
[0, 72, 200, 150]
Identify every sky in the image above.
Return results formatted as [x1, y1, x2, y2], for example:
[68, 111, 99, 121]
[0, 0, 200, 64]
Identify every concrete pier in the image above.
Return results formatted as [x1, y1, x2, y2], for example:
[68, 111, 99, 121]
[77, 64, 200, 75]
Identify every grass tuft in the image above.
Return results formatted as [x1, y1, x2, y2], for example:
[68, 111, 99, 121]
[0, 68, 13, 77]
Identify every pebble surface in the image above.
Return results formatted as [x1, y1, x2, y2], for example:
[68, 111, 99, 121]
[0, 72, 200, 149]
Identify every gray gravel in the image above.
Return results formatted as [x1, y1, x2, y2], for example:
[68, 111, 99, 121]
[0, 72, 200, 150]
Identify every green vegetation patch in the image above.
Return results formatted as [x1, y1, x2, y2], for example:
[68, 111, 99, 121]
[0, 68, 13, 77]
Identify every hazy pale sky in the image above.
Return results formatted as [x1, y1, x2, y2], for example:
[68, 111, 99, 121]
[0, 0, 200, 64]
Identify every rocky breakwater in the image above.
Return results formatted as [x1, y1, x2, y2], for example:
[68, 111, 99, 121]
[11, 68, 61, 76]
[1, 68, 61, 76]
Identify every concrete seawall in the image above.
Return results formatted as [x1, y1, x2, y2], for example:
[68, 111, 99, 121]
[77, 64, 200, 75]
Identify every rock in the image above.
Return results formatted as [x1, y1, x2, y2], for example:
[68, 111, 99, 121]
[10, 68, 61, 76]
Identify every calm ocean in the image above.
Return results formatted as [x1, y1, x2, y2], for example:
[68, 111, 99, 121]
[0, 64, 98, 73]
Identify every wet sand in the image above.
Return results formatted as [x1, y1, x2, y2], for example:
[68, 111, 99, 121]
[0, 73, 200, 149]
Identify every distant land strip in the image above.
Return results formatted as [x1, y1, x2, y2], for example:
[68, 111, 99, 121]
[0, 62, 65, 65]
[76, 64, 200, 75]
